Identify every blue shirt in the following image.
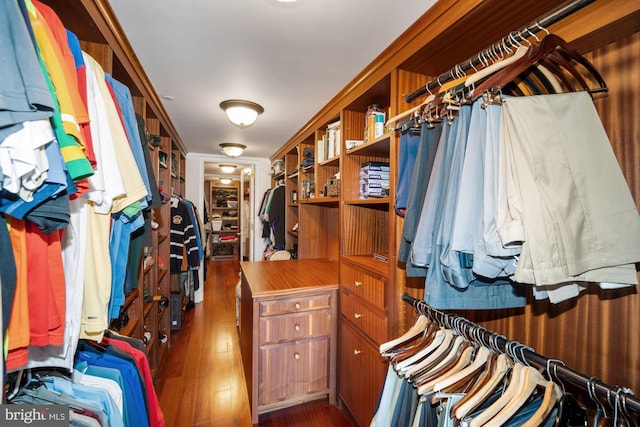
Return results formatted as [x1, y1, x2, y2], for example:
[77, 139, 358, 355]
[46, 376, 124, 427]
[105, 74, 151, 209]
[75, 361, 130, 427]
[76, 343, 149, 427]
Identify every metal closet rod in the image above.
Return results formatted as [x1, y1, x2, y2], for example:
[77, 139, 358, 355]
[401, 293, 640, 415]
[404, 0, 596, 103]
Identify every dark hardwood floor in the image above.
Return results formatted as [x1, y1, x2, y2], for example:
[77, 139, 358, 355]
[155, 259, 354, 426]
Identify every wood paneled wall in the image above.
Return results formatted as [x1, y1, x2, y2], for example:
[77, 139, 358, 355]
[459, 31, 640, 394]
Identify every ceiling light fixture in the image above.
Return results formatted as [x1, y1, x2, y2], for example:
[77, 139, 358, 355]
[219, 164, 237, 174]
[219, 178, 232, 185]
[219, 143, 246, 158]
[219, 99, 264, 128]
[266, 0, 305, 7]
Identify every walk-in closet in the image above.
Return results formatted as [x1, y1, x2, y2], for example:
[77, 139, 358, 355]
[2, 0, 639, 426]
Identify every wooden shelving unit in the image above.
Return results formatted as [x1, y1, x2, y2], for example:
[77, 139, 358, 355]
[266, 1, 640, 424]
[40, 0, 188, 381]
[210, 183, 240, 260]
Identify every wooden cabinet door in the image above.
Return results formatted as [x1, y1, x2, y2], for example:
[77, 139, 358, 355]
[259, 337, 330, 406]
[339, 321, 387, 427]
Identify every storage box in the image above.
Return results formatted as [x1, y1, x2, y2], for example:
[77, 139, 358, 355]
[271, 159, 284, 176]
[212, 220, 222, 231]
[327, 178, 340, 197]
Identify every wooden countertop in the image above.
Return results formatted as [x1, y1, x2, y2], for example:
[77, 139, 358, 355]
[240, 258, 339, 297]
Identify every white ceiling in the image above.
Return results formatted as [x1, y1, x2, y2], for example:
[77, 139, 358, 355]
[108, 0, 437, 162]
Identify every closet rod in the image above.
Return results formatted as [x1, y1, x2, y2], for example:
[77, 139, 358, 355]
[404, 0, 595, 103]
[401, 293, 640, 415]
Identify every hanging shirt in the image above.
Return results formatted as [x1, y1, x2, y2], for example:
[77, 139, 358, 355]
[27, 1, 93, 182]
[268, 185, 286, 249]
[27, 196, 88, 370]
[170, 196, 200, 272]
[0, 0, 54, 140]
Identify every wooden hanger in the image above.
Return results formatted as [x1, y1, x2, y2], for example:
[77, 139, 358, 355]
[522, 380, 563, 427]
[432, 346, 492, 393]
[536, 64, 564, 93]
[385, 94, 435, 129]
[467, 362, 525, 427]
[448, 352, 497, 418]
[413, 338, 469, 386]
[379, 315, 430, 354]
[384, 323, 436, 360]
[389, 323, 438, 365]
[417, 343, 475, 395]
[472, 34, 607, 101]
[402, 329, 456, 380]
[465, 45, 529, 92]
[395, 328, 449, 374]
[484, 366, 554, 426]
[452, 354, 513, 420]
[403, 330, 458, 380]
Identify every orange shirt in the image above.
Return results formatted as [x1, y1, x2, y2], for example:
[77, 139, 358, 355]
[25, 221, 66, 348]
[6, 219, 30, 371]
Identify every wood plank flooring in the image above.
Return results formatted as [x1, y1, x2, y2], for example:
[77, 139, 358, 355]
[155, 259, 354, 426]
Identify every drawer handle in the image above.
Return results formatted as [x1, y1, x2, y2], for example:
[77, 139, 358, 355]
[355, 280, 363, 288]
[294, 324, 301, 331]
[294, 352, 301, 360]
[353, 350, 362, 356]
[295, 303, 301, 311]
[354, 313, 363, 319]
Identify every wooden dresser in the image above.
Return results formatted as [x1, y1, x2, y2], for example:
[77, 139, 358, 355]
[240, 259, 339, 425]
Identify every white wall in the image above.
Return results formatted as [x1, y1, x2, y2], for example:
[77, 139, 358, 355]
[185, 152, 271, 303]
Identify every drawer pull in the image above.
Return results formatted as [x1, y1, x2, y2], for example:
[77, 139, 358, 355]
[294, 352, 301, 360]
[354, 313, 363, 319]
[355, 280, 363, 288]
[353, 350, 362, 356]
[294, 324, 301, 331]
[295, 303, 301, 311]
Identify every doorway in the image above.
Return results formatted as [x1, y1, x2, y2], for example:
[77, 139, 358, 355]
[203, 162, 255, 262]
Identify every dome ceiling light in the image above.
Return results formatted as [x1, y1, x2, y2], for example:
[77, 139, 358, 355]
[219, 99, 264, 128]
[219, 143, 246, 158]
[219, 164, 237, 174]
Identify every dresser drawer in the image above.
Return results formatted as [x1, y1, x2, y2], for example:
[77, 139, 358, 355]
[259, 310, 331, 345]
[340, 264, 386, 310]
[259, 337, 330, 406]
[259, 293, 332, 317]
[340, 290, 388, 345]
